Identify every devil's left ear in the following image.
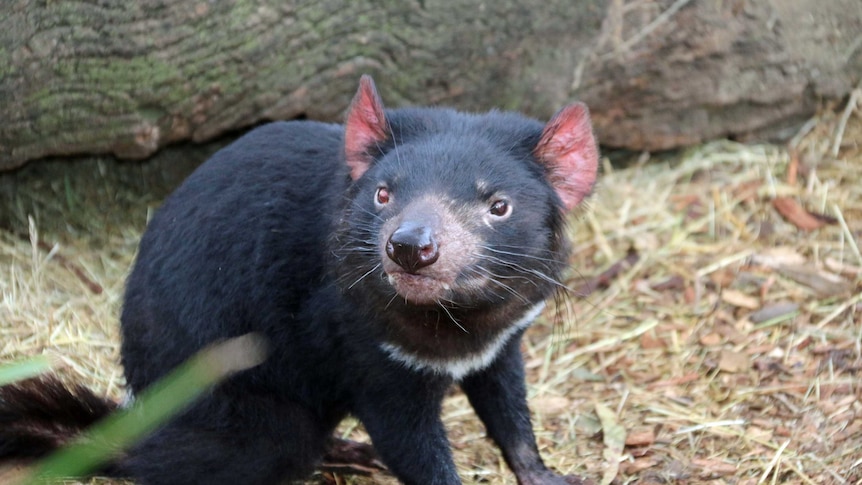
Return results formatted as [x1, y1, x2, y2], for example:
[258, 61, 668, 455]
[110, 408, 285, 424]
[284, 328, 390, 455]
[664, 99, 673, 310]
[534, 102, 599, 211]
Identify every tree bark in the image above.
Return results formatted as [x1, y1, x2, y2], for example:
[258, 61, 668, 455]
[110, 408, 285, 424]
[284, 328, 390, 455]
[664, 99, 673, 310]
[1, 0, 860, 170]
[581, 0, 862, 150]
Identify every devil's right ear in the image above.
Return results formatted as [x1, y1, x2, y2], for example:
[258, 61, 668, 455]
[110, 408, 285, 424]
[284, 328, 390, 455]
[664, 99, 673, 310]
[343, 75, 389, 181]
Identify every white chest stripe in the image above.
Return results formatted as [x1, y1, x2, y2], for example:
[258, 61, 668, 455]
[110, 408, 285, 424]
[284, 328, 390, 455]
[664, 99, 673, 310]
[380, 302, 546, 381]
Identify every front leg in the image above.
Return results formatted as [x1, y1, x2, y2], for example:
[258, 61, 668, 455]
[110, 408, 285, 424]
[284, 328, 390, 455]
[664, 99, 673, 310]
[460, 331, 587, 485]
[354, 368, 461, 485]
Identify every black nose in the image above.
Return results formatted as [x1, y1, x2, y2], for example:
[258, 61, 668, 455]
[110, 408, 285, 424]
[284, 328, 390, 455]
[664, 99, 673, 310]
[386, 222, 439, 273]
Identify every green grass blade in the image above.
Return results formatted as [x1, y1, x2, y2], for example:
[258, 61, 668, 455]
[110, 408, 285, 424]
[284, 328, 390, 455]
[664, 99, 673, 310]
[0, 356, 53, 386]
[22, 333, 267, 484]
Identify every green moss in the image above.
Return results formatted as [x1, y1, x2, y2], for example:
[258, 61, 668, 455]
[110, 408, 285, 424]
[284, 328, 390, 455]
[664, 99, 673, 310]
[0, 47, 13, 78]
[53, 57, 178, 92]
[227, 0, 258, 30]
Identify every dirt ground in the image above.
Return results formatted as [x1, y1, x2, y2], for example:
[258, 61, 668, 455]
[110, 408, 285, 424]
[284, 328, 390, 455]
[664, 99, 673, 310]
[0, 100, 860, 484]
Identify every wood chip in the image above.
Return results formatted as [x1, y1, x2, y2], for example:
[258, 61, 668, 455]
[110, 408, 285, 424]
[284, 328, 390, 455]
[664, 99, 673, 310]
[751, 247, 807, 267]
[721, 289, 760, 309]
[749, 302, 799, 323]
[692, 458, 738, 476]
[620, 457, 659, 474]
[776, 265, 853, 297]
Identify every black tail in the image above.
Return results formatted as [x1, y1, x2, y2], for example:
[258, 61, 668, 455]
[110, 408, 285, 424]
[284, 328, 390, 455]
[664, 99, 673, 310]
[0, 376, 118, 460]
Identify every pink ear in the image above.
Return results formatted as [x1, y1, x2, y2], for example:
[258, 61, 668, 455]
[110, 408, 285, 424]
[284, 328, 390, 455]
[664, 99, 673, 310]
[344, 75, 389, 181]
[534, 102, 599, 211]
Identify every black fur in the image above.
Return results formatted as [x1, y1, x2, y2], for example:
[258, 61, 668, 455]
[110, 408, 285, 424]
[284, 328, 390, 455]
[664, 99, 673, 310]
[0, 78, 596, 485]
[0, 377, 117, 459]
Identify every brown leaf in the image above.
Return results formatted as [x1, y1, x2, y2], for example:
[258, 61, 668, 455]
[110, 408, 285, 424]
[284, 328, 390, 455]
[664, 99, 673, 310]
[669, 194, 701, 211]
[709, 269, 736, 289]
[683, 286, 696, 304]
[625, 427, 656, 447]
[699, 332, 722, 347]
[640, 332, 667, 349]
[574, 247, 640, 297]
[716, 323, 747, 345]
[718, 349, 749, 373]
[651, 274, 685, 291]
[773, 197, 834, 231]
[787, 148, 799, 186]
[732, 179, 763, 202]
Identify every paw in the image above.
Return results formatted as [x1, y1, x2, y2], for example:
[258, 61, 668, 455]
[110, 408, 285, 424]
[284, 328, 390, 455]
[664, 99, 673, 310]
[516, 469, 593, 485]
[562, 474, 594, 485]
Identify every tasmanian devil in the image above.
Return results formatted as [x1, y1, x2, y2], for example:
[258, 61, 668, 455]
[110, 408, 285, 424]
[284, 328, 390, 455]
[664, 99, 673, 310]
[0, 76, 599, 484]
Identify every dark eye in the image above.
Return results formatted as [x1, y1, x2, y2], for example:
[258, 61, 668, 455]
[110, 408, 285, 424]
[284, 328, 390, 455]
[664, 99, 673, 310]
[489, 199, 511, 218]
[375, 186, 391, 208]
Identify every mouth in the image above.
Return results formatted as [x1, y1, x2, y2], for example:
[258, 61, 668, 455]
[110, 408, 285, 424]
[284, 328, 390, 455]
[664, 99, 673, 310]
[385, 271, 451, 305]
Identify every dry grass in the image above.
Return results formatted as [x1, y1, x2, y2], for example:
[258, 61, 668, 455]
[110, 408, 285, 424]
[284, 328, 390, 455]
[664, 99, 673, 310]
[1, 103, 860, 485]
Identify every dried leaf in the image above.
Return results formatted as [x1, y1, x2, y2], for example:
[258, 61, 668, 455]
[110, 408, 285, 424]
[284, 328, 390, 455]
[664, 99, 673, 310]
[596, 402, 625, 485]
[576, 413, 603, 437]
[684, 286, 696, 304]
[718, 350, 749, 373]
[640, 332, 667, 350]
[773, 197, 833, 231]
[731, 179, 763, 202]
[709, 269, 736, 288]
[716, 323, 747, 345]
[574, 247, 640, 297]
[787, 148, 799, 186]
[651, 274, 685, 291]
[669, 194, 701, 211]
[699, 333, 722, 347]
[625, 427, 656, 447]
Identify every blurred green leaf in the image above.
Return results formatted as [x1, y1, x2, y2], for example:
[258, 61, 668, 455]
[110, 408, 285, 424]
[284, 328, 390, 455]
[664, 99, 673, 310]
[0, 356, 52, 386]
[22, 333, 267, 484]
